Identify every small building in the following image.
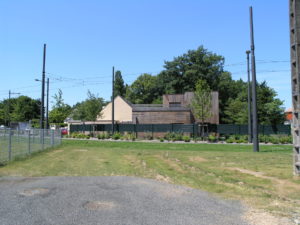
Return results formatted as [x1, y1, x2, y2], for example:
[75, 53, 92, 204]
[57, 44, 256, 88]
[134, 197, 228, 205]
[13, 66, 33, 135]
[96, 92, 219, 124]
[284, 107, 293, 125]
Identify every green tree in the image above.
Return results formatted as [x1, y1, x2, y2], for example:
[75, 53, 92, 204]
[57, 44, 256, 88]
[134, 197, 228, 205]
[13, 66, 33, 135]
[190, 80, 212, 137]
[0, 96, 40, 125]
[72, 91, 104, 121]
[125, 73, 159, 104]
[256, 82, 285, 125]
[155, 46, 239, 122]
[123, 46, 285, 125]
[157, 46, 225, 94]
[114, 70, 126, 97]
[84, 91, 104, 121]
[223, 81, 284, 125]
[10, 96, 40, 122]
[49, 89, 72, 124]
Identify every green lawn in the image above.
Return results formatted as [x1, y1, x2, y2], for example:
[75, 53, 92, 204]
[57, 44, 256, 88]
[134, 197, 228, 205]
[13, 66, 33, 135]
[0, 140, 299, 218]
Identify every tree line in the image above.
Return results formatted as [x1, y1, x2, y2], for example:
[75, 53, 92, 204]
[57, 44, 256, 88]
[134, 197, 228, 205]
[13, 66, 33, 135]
[0, 89, 105, 127]
[114, 46, 285, 125]
[0, 46, 285, 127]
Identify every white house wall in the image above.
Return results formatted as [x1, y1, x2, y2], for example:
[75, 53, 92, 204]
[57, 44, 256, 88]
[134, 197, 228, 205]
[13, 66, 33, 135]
[97, 96, 132, 122]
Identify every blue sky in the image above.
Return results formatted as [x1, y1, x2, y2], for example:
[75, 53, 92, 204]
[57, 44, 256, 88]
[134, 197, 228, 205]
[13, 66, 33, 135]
[0, 0, 291, 108]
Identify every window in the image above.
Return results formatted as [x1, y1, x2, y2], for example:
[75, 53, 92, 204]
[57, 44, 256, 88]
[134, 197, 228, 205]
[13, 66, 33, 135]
[169, 102, 181, 107]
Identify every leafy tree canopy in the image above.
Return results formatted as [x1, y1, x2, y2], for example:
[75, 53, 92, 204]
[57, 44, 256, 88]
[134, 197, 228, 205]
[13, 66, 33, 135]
[0, 96, 40, 125]
[49, 89, 72, 124]
[124, 46, 285, 125]
[190, 80, 212, 124]
[223, 81, 285, 125]
[125, 73, 160, 104]
[72, 90, 104, 121]
[114, 70, 126, 98]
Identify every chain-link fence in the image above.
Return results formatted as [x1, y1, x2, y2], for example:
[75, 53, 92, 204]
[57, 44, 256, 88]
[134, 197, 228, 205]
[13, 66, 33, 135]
[0, 128, 61, 163]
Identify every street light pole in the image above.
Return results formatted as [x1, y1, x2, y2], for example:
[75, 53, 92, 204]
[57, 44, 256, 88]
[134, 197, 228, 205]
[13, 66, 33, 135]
[40, 44, 46, 129]
[249, 7, 259, 152]
[246, 50, 252, 143]
[112, 66, 115, 134]
[46, 78, 49, 129]
[35, 77, 49, 129]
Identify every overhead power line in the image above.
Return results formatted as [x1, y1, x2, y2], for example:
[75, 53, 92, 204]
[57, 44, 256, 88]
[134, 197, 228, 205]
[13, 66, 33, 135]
[0, 59, 291, 98]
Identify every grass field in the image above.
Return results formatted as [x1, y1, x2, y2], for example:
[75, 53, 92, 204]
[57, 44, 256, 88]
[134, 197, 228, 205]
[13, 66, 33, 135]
[0, 139, 299, 219]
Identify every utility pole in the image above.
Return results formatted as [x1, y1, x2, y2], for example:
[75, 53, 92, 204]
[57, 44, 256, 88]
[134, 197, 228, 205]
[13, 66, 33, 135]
[289, 0, 300, 175]
[246, 50, 252, 143]
[40, 44, 46, 129]
[249, 6, 259, 152]
[112, 66, 115, 134]
[46, 78, 49, 129]
[7, 90, 20, 127]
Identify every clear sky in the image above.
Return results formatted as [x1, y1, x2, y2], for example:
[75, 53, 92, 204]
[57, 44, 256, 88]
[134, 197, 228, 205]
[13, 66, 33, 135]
[0, 0, 291, 109]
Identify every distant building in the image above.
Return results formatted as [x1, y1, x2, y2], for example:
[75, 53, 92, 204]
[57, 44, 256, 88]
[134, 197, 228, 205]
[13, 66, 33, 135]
[284, 107, 293, 125]
[96, 92, 219, 124]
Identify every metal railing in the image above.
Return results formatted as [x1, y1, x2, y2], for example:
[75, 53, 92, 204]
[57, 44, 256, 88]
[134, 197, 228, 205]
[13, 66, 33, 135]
[0, 128, 61, 163]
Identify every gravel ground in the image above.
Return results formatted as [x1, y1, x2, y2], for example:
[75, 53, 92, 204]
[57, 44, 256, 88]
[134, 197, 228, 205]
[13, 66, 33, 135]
[0, 176, 249, 225]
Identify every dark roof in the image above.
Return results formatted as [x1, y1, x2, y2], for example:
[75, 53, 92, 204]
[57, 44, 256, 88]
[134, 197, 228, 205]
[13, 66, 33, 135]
[117, 96, 133, 107]
[132, 105, 190, 112]
[115, 95, 191, 112]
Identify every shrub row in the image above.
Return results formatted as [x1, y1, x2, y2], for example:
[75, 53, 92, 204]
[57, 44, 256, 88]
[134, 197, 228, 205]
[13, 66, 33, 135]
[220, 134, 292, 144]
[97, 132, 136, 141]
[66, 132, 292, 144]
[67, 132, 90, 139]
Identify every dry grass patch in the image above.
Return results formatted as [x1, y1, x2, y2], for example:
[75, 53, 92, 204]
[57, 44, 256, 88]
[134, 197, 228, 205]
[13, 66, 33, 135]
[188, 156, 208, 162]
[73, 149, 88, 152]
[155, 174, 172, 183]
[244, 208, 292, 225]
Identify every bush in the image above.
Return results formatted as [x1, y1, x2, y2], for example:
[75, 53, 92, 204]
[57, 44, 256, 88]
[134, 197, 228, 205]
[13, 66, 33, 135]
[160, 137, 164, 142]
[164, 133, 174, 141]
[164, 132, 183, 142]
[235, 139, 242, 143]
[175, 133, 183, 141]
[104, 133, 111, 139]
[259, 135, 267, 143]
[130, 133, 136, 141]
[112, 132, 121, 140]
[208, 134, 217, 143]
[239, 135, 248, 143]
[183, 136, 190, 142]
[131, 134, 136, 141]
[219, 136, 226, 142]
[97, 133, 106, 140]
[122, 133, 130, 140]
[279, 135, 292, 144]
[70, 132, 89, 139]
[145, 134, 153, 140]
[226, 136, 235, 143]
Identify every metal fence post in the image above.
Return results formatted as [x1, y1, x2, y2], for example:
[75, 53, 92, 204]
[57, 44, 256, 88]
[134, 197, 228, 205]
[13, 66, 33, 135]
[151, 124, 154, 139]
[193, 124, 195, 138]
[17, 129, 20, 143]
[51, 130, 54, 147]
[60, 130, 62, 145]
[28, 130, 31, 154]
[135, 124, 138, 139]
[41, 129, 45, 151]
[8, 130, 12, 161]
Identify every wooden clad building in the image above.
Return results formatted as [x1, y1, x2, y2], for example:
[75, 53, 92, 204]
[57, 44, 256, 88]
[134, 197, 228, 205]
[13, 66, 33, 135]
[97, 92, 219, 124]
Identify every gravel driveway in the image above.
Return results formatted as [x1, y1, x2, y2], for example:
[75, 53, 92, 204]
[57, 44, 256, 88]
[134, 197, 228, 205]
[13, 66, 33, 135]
[0, 176, 249, 225]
